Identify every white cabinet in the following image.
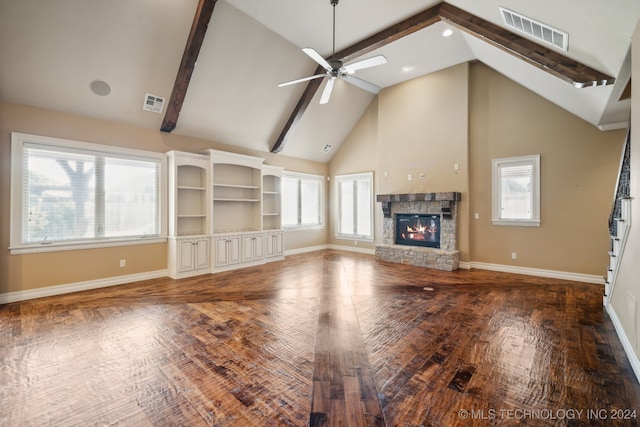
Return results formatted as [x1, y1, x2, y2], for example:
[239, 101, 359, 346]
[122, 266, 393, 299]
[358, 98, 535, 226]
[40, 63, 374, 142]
[265, 231, 284, 260]
[167, 151, 212, 279]
[179, 238, 210, 272]
[215, 235, 242, 268]
[242, 233, 264, 263]
[167, 149, 287, 277]
[168, 236, 210, 279]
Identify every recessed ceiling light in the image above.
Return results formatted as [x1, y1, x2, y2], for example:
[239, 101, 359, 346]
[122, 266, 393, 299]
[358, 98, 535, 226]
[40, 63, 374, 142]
[401, 65, 414, 72]
[442, 28, 453, 38]
[90, 80, 111, 96]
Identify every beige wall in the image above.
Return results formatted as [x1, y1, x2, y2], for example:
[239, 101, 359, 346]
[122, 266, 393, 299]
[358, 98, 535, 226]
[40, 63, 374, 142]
[468, 63, 624, 275]
[329, 99, 379, 251]
[329, 63, 470, 259]
[0, 102, 327, 295]
[329, 61, 624, 276]
[0, 58, 628, 297]
[609, 22, 640, 360]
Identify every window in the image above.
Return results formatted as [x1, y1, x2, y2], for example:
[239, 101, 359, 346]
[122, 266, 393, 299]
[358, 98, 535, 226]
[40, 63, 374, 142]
[281, 171, 324, 229]
[492, 154, 540, 227]
[10, 133, 166, 253]
[336, 172, 373, 240]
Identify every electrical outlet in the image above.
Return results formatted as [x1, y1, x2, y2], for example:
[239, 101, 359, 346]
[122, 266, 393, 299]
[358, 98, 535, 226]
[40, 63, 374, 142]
[474, 212, 479, 219]
[511, 253, 517, 260]
[120, 259, 126, 267]
[407, 174, 412, 181]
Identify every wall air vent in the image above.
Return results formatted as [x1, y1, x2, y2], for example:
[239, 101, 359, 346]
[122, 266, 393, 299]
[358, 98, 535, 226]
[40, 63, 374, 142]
[321, 144, 333, 153]
[499, 7, 568, 51]
[143, 93, 165, 113]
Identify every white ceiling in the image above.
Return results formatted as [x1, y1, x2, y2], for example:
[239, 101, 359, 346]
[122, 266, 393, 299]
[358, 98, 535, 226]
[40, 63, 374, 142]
[1, 0, 639, 162]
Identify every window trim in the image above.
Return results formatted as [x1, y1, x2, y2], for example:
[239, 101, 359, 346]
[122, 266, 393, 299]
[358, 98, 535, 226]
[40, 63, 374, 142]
[491, 154, 541, 227]
[335, 171, 374, 241]
[281, 170, 325, 230]
[10, 132, 167, 254]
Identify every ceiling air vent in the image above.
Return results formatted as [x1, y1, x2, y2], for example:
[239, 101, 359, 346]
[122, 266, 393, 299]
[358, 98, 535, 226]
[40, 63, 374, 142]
[143, 93, 165, 113]
[499, 7, 568, 51]
[321, 144, 333, 153]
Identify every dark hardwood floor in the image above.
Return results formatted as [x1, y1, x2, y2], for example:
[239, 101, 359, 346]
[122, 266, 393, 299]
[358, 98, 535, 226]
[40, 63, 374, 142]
[1, 250, 639, 426]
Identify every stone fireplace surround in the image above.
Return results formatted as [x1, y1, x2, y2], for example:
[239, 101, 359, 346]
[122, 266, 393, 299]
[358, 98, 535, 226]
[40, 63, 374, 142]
[375, 192, 461, 271]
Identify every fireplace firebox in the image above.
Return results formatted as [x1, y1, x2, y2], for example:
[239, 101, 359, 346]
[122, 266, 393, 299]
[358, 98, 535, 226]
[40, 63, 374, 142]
[395, 213, 441, 249]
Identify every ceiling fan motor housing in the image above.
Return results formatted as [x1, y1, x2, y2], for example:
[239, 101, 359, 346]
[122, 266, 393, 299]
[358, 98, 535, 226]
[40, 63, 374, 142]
[330, 0, 339, 6]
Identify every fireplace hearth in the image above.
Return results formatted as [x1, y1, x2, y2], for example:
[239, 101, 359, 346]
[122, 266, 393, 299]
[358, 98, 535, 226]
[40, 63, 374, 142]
[375, 192, 461, 271]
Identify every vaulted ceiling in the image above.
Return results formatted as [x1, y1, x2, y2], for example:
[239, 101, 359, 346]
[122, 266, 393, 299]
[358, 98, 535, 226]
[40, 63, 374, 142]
[1, 0, 638, 162]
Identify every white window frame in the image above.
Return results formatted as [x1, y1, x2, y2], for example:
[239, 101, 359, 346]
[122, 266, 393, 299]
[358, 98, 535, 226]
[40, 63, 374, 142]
[281, 171, 324, 230]
[10, 132, 167, 254]
[335, 172, 374, 241]
[492, 154, 541, 227]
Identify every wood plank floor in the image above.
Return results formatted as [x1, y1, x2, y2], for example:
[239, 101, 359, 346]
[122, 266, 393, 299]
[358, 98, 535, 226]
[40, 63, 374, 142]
[1, 250, 639, 426]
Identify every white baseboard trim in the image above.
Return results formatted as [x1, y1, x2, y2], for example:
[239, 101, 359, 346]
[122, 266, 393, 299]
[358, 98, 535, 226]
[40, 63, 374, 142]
[0, 270, 168, 304]
[606, 303, 640, 383]
[469, 262, 605, 284]
[327, 244, 376, 255]
[284, 245, 329, 256]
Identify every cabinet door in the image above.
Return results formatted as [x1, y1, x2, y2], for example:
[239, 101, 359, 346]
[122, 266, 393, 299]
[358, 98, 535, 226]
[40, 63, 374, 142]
[266, 233, 275, 258]
[253, 233, 264, 260]
[228, 235, 242, 265]
[178, 240, 195, 272]
[266, 232, 283, 258]
[194, 239, 210, 270]
[272, 232, 283, 256]
[215, 237, 229, 267]
[242, 234, 254, 262]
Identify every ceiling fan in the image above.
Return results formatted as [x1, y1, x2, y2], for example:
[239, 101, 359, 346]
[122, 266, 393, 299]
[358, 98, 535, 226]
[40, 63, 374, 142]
[277, 0, 387, 104]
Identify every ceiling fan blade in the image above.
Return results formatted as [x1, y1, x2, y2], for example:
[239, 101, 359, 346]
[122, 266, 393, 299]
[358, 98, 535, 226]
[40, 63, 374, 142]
[302, 48, 333, 72]
[320, 77, 336, 104]
[342, 74, 381, 94]
[278, 74, 325, 87]
[343, 55, 387, 73]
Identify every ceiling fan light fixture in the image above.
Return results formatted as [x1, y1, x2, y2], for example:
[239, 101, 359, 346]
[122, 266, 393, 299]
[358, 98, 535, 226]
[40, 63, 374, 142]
[277, 0, 386, 104]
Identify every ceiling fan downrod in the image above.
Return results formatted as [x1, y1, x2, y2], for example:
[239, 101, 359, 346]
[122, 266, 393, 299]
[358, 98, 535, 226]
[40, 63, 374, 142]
[331, 0, 338, 58]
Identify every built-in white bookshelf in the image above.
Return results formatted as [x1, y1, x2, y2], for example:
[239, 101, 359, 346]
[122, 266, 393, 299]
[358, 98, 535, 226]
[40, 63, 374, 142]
[168, 151, 210, 237]
[167, 149, 285, 276]
[262, 165, 283, 231]
[207, 150, 264, 234]
[167, 151, 211, 279]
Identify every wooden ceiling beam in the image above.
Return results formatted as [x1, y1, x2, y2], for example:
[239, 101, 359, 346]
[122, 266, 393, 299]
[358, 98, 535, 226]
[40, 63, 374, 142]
[271, 2, 615, 154]
[161, 0, 218, 133]
[438, 3, 614, 88]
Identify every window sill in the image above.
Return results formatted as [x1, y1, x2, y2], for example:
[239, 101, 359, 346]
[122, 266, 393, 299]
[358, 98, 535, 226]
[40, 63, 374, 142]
[334, 234, 374, 242]
[283, 225, 325, 231]
[10, 237, 167, 255]
[491, 219, 541, 227]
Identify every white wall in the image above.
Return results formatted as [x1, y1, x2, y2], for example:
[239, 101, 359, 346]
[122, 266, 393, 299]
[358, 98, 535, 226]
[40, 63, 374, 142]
[608, 20, 640, 376]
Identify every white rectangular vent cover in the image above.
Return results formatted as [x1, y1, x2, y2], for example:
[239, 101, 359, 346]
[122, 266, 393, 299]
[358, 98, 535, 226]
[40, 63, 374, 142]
[321, 144, 333, 153]
[143, 93, 165, 113]
[500, 7, 568, 51]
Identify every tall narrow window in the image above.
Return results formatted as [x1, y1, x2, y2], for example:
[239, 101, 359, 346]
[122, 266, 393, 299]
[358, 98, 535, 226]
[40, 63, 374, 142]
[492, 155, 541, 226]
[10, 133, 166, 253]
[282, 171, 324, 229]
[336, 172, 373, 240]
